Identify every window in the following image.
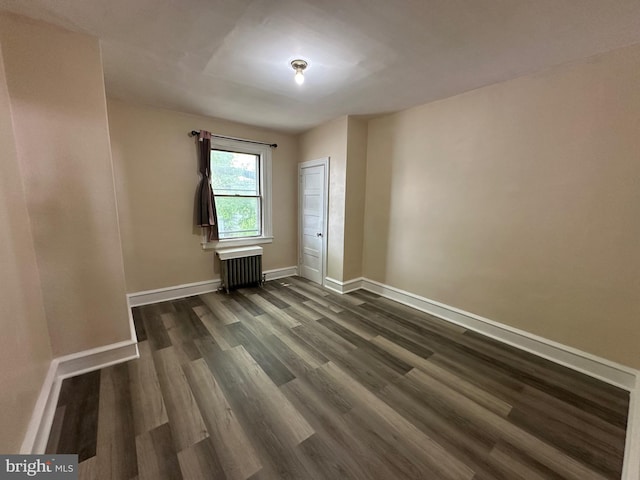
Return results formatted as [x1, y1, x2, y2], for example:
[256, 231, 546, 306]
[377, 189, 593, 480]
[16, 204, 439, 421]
[204, 138, 272, 248]
[211, 150, 260, 238]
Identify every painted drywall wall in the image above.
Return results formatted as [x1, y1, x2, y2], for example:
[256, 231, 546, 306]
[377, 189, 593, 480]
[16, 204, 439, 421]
[0, 14, 131, 356]
[299, 116, 348, 282]
[298, 115, 367, 283]
[0, 42, 52, 453]
[343, 117, 368, 281]
[363, 44, 640, 368]
[107, 99, 299, 293]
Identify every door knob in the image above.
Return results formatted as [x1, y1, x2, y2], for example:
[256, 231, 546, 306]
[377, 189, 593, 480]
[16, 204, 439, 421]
[316, 232, 323, 237]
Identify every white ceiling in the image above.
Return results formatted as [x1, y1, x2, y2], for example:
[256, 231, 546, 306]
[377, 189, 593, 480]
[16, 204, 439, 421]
[2, 0, 640, 132]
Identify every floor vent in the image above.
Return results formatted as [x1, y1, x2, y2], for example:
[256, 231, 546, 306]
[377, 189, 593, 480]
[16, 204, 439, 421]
[216, 246, 263, 293]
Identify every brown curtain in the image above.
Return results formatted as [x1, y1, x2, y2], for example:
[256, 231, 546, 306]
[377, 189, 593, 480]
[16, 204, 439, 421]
[196, 130, 219, 241]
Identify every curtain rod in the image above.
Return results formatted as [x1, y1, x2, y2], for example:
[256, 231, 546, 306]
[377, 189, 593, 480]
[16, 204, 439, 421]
[190, 130, 277, 148]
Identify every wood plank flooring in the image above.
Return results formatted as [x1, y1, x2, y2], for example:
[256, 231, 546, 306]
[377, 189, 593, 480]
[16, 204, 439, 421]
[46, 277, 630, 479]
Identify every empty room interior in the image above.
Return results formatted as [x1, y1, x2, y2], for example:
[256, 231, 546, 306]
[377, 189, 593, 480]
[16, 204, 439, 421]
[1, 1, 639, 479]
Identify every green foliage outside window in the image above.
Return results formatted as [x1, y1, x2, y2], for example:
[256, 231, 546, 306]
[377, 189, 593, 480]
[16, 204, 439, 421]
[210, 150, 261, 238]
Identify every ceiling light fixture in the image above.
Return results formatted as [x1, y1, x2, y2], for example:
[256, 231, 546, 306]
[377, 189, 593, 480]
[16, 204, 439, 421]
[291, 59, 308, 85]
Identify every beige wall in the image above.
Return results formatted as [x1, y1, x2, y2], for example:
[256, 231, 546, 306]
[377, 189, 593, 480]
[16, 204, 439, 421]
[107, 99, 300, 292]
[0, 14, 131, 356]
[0, 42, 52, 453]
[299, 116, 348, 281]
[363, 44, 640, 368]
[298, 115, 367, 282]
[343, 117, 368, 281]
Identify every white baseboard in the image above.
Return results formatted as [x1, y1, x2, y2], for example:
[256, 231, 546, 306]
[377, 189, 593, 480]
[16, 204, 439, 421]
[21, 305, 140, 455]
[623, 379, 640, 480]
[20, 340, 139, 455]
[265, 266, 298, 281]
[19, 361, 58, 455]
[324, 276, 364, 294]
[55, 341, 139, 381]
[128, 278, 221, 307]
[127, 266, 298, 307]
[360, 278, 637, 391]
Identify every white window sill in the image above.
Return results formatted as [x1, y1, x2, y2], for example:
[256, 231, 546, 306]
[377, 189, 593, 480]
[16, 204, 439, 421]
[201, 236, 273, 250]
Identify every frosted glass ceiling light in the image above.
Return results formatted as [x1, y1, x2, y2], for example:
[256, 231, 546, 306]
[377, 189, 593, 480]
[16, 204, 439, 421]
[291, 59, 308, 85]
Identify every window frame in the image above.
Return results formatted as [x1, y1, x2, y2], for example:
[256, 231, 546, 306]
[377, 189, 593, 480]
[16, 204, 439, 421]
[211, 149, 262, 239]
[201, 137, 273, 249]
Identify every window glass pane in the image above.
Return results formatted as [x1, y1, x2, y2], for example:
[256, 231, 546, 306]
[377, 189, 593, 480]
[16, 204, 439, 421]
[214, 196, 261, 238]
[210, 150, 259, 196]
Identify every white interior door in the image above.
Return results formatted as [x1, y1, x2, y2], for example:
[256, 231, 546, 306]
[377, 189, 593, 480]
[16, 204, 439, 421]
[299, 158, 328, 285]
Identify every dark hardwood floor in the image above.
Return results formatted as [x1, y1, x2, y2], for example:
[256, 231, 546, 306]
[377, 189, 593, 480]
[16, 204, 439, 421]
[45, 276, 630, 479]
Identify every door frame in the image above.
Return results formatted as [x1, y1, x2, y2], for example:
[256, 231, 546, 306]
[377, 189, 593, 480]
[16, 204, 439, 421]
[298, 157, 329, 286]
